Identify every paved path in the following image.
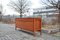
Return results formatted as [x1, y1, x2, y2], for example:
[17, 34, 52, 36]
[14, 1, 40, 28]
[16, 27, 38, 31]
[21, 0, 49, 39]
[0, 22, 60, 40]
[0, 23, 15, 32]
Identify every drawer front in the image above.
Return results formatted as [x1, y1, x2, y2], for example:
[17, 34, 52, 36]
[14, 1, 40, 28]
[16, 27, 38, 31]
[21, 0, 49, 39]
[34, 18, 41, 30]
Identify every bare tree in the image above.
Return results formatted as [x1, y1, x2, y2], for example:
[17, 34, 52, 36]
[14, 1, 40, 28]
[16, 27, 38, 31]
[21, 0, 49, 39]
[0, 4, 2, 13]
[41, 0, 60, 24]
[0, 4, 3, 21]
[8, 0, 31, 18]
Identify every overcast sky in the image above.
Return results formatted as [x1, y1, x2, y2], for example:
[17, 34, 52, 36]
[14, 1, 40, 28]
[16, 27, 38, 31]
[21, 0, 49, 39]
[0, 0, 45, 15]
[1, 0, 57, 15]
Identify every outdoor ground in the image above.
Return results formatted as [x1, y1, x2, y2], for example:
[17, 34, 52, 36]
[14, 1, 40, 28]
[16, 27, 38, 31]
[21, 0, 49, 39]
[0, 22, 60, 40]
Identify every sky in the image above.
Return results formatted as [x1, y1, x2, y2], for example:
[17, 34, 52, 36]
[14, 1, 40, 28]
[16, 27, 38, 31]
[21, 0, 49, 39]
[0, 0, 47, 15]
[0, 0, 44, 15]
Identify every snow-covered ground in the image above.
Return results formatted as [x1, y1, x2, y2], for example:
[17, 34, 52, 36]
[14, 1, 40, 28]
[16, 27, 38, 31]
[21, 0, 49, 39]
[0, 22, 60, 40]
[0, 22, 15, 32]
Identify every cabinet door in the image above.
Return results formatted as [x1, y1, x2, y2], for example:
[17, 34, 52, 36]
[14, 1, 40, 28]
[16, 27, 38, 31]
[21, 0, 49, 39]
[19, 18, 34, 31]
[16, 19, 22, 28]
[34, 18, 41, 30]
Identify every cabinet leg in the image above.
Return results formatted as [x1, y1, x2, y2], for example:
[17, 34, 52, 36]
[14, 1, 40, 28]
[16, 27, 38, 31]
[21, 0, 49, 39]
[33, 31, 36, 37]
[15, 26, 17, 30]
[40, 30, 42, 36]
[34, 33, 36, 36]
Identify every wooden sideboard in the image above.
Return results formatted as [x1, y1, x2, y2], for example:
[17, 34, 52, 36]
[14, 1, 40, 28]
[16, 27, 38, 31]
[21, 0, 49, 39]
[15, 18, 42, 36]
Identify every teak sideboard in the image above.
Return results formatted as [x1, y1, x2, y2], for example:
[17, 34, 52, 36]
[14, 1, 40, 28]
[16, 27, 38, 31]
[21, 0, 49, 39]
[15, 18, 42, 36]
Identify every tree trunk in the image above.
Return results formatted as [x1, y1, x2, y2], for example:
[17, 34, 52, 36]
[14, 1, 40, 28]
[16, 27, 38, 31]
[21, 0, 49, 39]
[0, 12, 2, 21]
[58, 0, 60, 24]
[20, 11, 23, 18]
[58, 9, 60, 31]
[20, 14, 22, 18]
[58, 9, 60, 24]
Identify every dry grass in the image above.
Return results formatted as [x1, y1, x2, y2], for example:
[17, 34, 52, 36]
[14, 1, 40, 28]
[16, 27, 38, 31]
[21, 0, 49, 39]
[53, 32, 60, 36]
[42, 25, 60, 29]
[0, 19, 15, 24]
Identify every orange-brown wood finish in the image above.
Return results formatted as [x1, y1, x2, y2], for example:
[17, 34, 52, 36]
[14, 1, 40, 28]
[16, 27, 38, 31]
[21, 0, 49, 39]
[15, 18, 42, 36]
